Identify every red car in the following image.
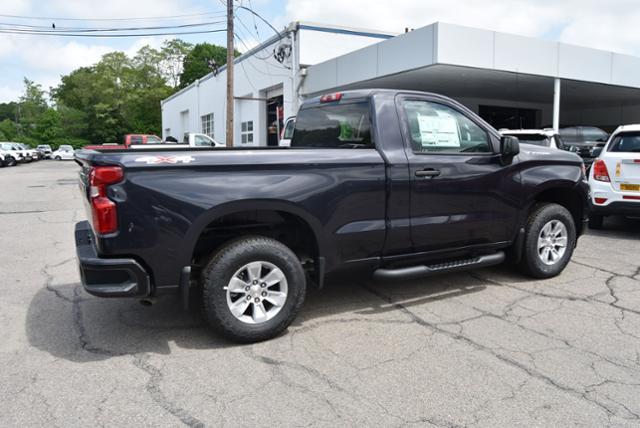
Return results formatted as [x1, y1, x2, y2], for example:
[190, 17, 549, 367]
[84, 134, 162, 150]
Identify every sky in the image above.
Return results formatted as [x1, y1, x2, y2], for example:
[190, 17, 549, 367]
[0, 0, 639, 103]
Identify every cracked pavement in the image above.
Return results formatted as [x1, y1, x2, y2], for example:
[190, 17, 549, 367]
[1, 161, 640, 427]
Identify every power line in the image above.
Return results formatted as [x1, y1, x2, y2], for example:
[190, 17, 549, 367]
[236, 5, 280, 37]
[247, 0, 260, 40]
[0, 28, 227, 38]
[0, 11, 226, 22]
[0, 20, 226, 33]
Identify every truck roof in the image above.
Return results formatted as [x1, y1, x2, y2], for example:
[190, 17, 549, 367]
[302, 88, 456, 107]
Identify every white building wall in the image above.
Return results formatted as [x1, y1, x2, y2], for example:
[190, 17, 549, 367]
[162, 34, 296, 147]
[161, 24, 394, 147]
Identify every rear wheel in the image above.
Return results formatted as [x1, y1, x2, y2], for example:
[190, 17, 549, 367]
[55, 156, 61, 161]
[201, 236, 306, 343]
[588, 214, 604, 230]
[518, 203, 576, 279]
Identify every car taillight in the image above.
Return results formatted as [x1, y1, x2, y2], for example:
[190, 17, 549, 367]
[592, 160, 610, 182]
[320, 92, 342, 103]
[89, 166, 123, 234]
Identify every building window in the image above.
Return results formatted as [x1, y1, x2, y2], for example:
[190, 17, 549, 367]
[201, 113, 214, 138]
[241, 121, 254, 144]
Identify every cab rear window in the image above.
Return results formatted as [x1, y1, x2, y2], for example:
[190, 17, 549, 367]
[609, 132, 640, 153]
[291, 102, 372, 148]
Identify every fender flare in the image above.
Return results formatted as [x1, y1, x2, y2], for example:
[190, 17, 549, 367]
[178, 199, 326, 268]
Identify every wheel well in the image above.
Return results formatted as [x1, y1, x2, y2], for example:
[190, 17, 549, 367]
[534, 188, 584, 234]
[191, 209, 320, 275]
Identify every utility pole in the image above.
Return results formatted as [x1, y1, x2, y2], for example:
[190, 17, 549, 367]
[225, 0, 234, 147]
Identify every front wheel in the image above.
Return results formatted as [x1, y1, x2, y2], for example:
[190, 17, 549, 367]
[518, 203, 576, 279]
[55, 156, 61, 161]
[201, 236, 307, 343]
[7, 156, 17, 167]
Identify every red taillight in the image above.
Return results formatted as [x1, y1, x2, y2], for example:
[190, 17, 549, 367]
[320, 92, 342, 103]
[592, 160, 610, 182]
[594, 197, 608, 204]
[89, 166, 123, 235]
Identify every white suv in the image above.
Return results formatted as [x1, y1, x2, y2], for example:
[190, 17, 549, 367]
[0, 142, 29, 163]
[588, 124, 640, 229]
[0, 148, 17, 166]
[500, 128, 566, 150]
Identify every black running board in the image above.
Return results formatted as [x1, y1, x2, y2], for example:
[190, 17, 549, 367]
[373, 252, 505, 282]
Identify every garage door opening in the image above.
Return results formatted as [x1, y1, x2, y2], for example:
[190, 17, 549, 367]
[266, 94, 284, 146]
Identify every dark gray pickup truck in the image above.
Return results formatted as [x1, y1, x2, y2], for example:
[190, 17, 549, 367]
[75, 89, 589, 342]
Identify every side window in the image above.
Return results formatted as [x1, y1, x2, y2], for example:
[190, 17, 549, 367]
[283, 119, 295, 139]
[194, 135, 212, 146]
[130, 135, 143, 145]
[581, 127, 608, 142]
[554, 135, 566, 150]
[559, 128, 579, 143]
[402, 100, 491, 154]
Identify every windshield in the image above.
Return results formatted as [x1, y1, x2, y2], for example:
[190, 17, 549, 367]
[59, 145, 73, 151]
[504, 133, 551, 147]
[608, 132, 640, 153]
[291, 102, 372, 148]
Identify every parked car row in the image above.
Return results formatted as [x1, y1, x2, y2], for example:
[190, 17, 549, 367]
[501, 124, 640, 230]
[0, 142, 76, 167]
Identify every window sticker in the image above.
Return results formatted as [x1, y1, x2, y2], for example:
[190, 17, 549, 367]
[417, 113, 460, 147]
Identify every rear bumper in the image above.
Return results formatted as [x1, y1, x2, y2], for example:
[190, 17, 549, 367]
[75, 220, 151, 298]
[590, 201, 640, 217]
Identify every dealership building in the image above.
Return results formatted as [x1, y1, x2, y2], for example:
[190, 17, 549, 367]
[161, 21, 640, 146]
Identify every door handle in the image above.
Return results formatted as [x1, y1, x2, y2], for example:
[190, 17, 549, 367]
[415, 168, 441, 178]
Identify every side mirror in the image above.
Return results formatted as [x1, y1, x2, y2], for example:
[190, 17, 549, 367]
[591, 147, 603, 158]
[500, 135, 520, 164]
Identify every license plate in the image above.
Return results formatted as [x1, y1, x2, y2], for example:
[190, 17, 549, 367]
[621, 183, 640, 192]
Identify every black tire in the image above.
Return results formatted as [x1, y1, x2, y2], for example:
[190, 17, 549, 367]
[201, 236, 306, 343]
[588, 214, 604, 230]
[7, 156, 16, 167]
[55, 156, 61, 161]
[518, 203, 576, 279]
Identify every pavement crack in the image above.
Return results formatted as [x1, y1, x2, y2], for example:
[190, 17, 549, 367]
[131, 353, 205, 427]
[361, 282, 629, 421]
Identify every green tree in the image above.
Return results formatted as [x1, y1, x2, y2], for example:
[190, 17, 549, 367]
[35, 109, 63, 143]
[18, 78, 47, 136]
[159, 39, 192, 88]
[179, 43, 239, 88]
[0, 119, 17, 140]
[0, 102, 17, 122]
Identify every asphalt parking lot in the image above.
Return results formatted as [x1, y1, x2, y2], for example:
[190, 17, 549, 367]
[1, 160, 640, 427]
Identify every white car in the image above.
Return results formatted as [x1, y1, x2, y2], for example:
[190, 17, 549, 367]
[279, 116, 296, 147]
[17, 143, 40, 160]
[0, 142, 30, 163]
[588, 124, 640, 229]
[52, 145, 76, 160]
[0, 149, 18, 166]
[500, 128, 566, 150]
